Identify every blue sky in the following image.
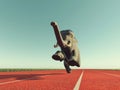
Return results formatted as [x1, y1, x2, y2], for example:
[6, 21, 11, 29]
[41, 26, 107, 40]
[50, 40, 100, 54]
[0, 0, 120, 69]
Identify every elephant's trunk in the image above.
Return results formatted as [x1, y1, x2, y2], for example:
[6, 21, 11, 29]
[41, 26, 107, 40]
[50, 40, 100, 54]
[51, 22, 65, 47]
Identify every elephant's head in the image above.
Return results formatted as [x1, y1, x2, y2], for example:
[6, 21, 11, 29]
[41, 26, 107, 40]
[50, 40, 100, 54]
[60, 30, 77, 48]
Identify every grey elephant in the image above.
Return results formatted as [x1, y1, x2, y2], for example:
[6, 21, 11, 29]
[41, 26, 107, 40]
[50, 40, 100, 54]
[51, 22, 80, 73]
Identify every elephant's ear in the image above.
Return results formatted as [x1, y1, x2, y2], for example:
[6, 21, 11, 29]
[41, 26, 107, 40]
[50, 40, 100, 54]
[69, 31, 74, 38]
[69, 31, 78, 43]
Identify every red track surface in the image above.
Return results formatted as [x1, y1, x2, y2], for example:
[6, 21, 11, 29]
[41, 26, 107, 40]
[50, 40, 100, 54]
[80, 70, 120, 90]
[0, 69, 120, 90]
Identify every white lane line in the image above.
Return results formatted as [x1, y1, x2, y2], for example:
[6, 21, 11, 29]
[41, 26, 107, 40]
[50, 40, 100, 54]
[73, 71, 84, 90]
[0, 77, 35, 85]
[0, 80, 21, 85]
[103, 73, 120, 77]
[0, 74, 57, 85]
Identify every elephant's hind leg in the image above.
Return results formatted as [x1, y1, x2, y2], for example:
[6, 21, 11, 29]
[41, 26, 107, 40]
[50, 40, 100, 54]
[52, 51, 65, 61]
[64, 61, 71, 73]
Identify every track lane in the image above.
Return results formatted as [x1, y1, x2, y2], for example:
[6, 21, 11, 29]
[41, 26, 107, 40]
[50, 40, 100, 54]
[0, 70, 82, 90]
[80, 70, 120, 90]
[73, 70, 84, 90]
[1, 70, 120, 90]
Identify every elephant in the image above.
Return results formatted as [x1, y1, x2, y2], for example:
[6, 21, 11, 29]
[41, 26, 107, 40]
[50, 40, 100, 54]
[51, 22, 80, 73]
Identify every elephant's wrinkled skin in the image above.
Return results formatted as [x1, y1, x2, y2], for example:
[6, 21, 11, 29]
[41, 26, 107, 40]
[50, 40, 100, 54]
[51, 22, 80, 73]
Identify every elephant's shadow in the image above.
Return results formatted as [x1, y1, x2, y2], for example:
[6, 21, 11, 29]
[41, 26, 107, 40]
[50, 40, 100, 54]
[0, 72, 65, 80]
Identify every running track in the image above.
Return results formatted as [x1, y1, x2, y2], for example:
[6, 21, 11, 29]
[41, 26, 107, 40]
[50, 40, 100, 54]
[0, 69, 120, 90]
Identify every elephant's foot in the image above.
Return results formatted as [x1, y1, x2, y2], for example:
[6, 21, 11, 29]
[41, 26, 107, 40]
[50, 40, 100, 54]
[64, 61, 71, 73]
[52, 51, 65, 61]
[66, 67, 71, 73]
[68, 60, 80, 67]
[52, 54, 62, 61]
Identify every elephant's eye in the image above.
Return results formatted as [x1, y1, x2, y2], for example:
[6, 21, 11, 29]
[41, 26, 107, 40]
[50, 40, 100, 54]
[67, 41, 70, 44]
